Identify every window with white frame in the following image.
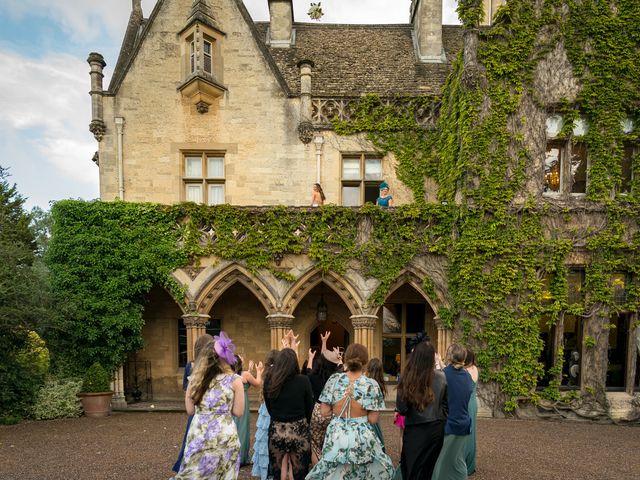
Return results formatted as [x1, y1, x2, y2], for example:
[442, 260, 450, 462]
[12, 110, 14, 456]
[544, 115, 589, 195]
[341, 154, 383, 206]
[187, 35, 214, 76]
[183, 152, 225, 205]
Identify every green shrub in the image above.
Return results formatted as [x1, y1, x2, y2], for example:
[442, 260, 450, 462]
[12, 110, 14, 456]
[81, 363, 112, 393]
[31, 377, 82, 420]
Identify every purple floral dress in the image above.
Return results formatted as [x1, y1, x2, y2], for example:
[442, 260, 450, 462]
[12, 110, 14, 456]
[173, 373, 241, 480]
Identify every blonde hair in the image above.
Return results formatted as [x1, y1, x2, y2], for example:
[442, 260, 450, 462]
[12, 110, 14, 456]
[189, 344, 224, 405]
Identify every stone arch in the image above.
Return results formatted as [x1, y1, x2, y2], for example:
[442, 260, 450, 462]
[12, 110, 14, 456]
[282, 268, 363, 316]
[158, 281, 188, 315]
[194, 263, 277, 315]
[372, 267, 442, 326]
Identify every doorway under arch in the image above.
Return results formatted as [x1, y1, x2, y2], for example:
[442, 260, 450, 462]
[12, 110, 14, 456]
[380, 283, 437, 382]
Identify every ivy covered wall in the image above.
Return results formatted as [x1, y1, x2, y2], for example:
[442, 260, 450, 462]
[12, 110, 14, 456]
[47, 0, 640, 417]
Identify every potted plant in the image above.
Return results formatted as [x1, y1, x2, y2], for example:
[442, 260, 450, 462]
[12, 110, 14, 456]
[77, 362, 113, 417]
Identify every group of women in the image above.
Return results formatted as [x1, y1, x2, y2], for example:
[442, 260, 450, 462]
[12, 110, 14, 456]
[170, 329, 478, 480]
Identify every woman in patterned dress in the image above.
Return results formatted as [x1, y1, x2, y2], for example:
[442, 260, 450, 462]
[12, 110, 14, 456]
[173, 332, 245, 480]
[251, 349, 279, 480]
[306, 343, 394, 480]
[264, 347, 314, 480]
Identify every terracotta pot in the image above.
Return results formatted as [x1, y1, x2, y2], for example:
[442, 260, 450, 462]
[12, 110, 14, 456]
[77, 392, 113, 418]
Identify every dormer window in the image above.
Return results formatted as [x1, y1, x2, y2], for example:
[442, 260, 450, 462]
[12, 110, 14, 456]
[178, 21, 226, 113]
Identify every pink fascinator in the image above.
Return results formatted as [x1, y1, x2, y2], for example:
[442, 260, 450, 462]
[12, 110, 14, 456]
[214, 331, 237, 365]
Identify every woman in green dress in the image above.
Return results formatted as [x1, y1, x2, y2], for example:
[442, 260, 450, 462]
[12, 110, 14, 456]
[234, 355, 263, 466]
[464, 348, 479, 476]
[432, 344, 473, 480]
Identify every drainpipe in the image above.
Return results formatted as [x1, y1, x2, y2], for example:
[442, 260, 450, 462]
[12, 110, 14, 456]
[115, 117, 125, 200]
[314, 135, 324, 184]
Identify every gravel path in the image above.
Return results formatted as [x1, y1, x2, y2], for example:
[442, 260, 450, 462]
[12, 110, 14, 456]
[1, 412, 639, 480]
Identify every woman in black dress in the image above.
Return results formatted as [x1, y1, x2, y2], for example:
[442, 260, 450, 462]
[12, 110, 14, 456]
[264, 347, 314, 480]
[396, 341, 448, 480]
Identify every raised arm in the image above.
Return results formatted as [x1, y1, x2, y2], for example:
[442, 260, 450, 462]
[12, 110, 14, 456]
[231, 376, 246, 417]
[243, 361, 264, 386]
[184, 386, 195, 416]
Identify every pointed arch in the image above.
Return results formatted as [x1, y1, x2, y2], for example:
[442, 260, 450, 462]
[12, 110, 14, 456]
[372, 267, 441, 321]
[194, 263, 277, 315]
[282, 268, 364, 316]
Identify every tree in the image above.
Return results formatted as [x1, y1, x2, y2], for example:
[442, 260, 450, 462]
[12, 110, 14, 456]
[0, 166, 51, 421]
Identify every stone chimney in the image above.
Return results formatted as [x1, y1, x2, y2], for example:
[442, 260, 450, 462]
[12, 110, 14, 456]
[411, 0, 445, 63]
[268, 0, 294, 48]
[87, 52, 106, 142]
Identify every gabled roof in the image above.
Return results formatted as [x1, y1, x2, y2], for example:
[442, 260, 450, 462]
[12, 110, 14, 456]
[107, 0, 290, 96]
[105, 0, 462, 98]
[255, 23, 464, 97]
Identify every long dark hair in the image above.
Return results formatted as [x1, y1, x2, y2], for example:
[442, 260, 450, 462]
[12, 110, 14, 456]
[311, 353, 339, 386]
[397, 341, 435, 411]
[366, 358, 386, 397]
[464, 347, 476, 367]
[264, 348, 299, 399]
[314, 183, 326, 201]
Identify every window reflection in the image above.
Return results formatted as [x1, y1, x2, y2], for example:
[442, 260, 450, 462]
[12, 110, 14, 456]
[562, 315, 582, 387]
[544, 145, 562, 193]
[570, 142, 587, 194]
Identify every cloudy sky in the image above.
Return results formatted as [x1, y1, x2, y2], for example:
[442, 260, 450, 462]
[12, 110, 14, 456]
[0, 0, 459, 210]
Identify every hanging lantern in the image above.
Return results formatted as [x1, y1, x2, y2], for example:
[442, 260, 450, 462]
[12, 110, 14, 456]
[316, 283, 328, 323]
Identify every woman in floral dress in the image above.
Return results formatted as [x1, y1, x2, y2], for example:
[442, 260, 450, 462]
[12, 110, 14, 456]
[173, 332, 245, 480]
[306, 343, 394, 480]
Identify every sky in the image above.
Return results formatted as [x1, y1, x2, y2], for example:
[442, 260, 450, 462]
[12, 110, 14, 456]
[0, 0, 460, 211]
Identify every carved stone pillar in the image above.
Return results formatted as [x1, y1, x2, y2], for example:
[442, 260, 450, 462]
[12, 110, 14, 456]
[267, 313, 295, 350]
[351, 315, 378, 357]
[110, 365, 127, 408]
[437, 324, 453, 357]
[182, 312, 211, 362]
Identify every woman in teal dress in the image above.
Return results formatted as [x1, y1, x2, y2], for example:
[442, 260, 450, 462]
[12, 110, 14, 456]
[464, 348, 479, 476]
[375, 181, 394, 207]
[234, 355, 263, 467]
[365, 358, 387, 451]
[306, 344, 394, 480]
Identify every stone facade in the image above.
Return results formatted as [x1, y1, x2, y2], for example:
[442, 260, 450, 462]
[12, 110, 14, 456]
[87, 0, 639, 419]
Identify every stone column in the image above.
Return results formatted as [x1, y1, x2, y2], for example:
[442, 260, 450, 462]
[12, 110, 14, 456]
[267, 313, 295, 350]
[351, 315, 378, 357]
[182, 311, 211, 362]
[437, 324, 453, 357]
[111, 365, 127, 408]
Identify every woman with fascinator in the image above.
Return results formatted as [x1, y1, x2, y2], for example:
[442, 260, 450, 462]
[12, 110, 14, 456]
[173, 332, 245, 480]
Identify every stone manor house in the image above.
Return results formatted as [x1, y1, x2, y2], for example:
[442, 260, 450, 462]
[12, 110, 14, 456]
[87, 0, 639, 418]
